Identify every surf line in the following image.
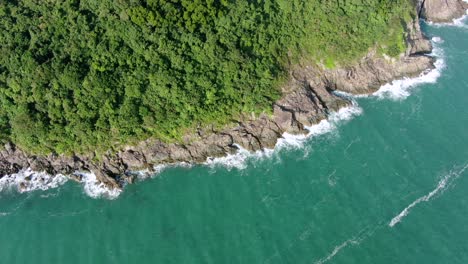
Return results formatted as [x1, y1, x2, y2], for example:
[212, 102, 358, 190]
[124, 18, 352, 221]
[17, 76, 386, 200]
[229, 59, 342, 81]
[389, 163, 468, 227]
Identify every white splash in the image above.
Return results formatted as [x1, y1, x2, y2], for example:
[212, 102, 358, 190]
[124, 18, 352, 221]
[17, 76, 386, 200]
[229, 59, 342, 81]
[74, 171, 122, 200]
[431, 36, 444, 43]
[427, 10, 468, 28]
[305, 104, 363, 138]
[205, 144, 273, 170]
[205, 104, 362, 170]
[0, 24, 450, 199]
[372, 43, 445, 100]
[453, 13, 468, 27]
[389, 163, 468, 227]
[0, 168, 68, 193]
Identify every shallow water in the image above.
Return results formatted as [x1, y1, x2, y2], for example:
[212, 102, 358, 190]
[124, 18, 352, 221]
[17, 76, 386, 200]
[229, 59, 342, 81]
[1, 20, 468, 264]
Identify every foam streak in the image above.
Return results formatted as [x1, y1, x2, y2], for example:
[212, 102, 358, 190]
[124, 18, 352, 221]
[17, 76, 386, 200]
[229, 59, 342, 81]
[389, 164, 468, 227]
[314, 239, 359, 264]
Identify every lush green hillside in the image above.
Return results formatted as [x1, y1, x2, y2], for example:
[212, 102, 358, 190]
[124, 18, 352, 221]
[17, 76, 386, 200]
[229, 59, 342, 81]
[0, 0, 414, 154]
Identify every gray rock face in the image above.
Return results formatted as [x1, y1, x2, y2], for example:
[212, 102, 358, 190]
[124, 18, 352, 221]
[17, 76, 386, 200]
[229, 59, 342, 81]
[406, 19, 433, 55]
[420, 0, 468, 23]
[0, 13, 437, 190]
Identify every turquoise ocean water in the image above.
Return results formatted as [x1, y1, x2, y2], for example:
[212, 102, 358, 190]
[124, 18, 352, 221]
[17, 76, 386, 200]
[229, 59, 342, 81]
[1, 20, 468, 264]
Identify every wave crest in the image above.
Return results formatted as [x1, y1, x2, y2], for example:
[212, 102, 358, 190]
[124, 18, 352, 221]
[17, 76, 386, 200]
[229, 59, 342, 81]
[206, 104, 362, 170]
[0, 169, 68, 193]
[372, 42, 445, 100]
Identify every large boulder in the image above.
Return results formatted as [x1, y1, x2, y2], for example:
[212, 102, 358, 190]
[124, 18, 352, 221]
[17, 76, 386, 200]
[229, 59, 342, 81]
[420, 0, 467, 23]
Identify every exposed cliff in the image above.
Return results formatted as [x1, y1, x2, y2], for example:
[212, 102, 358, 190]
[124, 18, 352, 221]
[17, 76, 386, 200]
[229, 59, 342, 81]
[0, 10, 436, 191]
[419, 0, 468, 23]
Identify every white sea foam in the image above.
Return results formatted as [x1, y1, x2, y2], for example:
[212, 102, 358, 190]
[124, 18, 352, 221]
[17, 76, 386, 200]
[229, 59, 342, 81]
[74, 171, 122, 200]
[451, 11, 468, 27]
[389, 163, 468, 227]
[431, 36, 444, 43]
[0, 169, 123, 200]
[205, 144, 273, 170]
[427, 10, 468, 28]
[133, 162, 194, 180]
[205, 104, 362, 170]
[0, 160, 192, 200]
[372, 44, 445, 100]
[0, 23, 451, 199]
[0, 168, 68, 193]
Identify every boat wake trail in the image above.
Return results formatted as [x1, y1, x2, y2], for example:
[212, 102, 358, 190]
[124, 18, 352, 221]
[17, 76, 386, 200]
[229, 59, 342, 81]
[389, 163, 468, 227]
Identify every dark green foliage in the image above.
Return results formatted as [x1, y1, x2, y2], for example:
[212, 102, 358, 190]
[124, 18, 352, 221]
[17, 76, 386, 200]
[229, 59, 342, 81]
[0, 0, 414, 154]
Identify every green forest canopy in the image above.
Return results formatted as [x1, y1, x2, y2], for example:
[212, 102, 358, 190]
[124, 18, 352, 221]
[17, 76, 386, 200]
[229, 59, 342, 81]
[0, 0, 414, 154]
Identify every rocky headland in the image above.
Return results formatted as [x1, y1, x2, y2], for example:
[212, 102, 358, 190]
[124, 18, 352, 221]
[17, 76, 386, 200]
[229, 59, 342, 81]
[419, 0, 468, 23]
[0, 0, 466, 192]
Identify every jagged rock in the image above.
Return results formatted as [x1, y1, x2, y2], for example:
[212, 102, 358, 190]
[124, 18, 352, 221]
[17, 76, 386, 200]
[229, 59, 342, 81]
[420, 0, 467, 23]
[168, 145, 193, 162]
[324, 52, 434, 94]
[273, 104, 298, 133]
[68, 174, 82, 183]
[406, 18, 432, 55]
[29, 157, 52, 174]
[0, 161, 21, 177]
[89, 165, 120, 190]
[138, 141, 170, 164]
[123, 174, 135, 184]
[0, 11, 440, 190]
[274, 87, 332, 130]
[121, 150, 147, 169]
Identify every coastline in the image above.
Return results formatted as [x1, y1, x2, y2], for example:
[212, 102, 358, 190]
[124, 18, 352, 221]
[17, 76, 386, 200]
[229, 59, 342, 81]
[0, 1, 466, 198]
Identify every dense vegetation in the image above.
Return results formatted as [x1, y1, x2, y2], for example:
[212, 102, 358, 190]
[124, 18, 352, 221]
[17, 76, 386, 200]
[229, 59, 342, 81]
[0, 0, 415, 154]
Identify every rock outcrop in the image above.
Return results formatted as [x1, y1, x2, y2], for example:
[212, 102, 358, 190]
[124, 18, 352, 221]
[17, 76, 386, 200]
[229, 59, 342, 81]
[0, 12, 437, 191]
[419, 0, 468, 23]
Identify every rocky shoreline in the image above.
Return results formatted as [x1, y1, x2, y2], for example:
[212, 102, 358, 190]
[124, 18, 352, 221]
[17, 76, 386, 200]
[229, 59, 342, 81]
[419, 0, 468, 23]
[0, 0, 466, 193]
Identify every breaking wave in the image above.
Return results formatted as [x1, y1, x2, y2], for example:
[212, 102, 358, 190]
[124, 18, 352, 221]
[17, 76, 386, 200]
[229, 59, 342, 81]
[205, 104, 362, 170]
[333, 37, 445, 101]
[0, 25, 451, 200]
[389, 163, 468, 227]
[372, 41, 445, 100]
[74, 172, 122, 200]
[426, 10, 468, 28]
[0, 102, 362, 199]
[0, 169, 68, 193]
[205, 144, 274, 170]
[0, 169, 122, 200]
